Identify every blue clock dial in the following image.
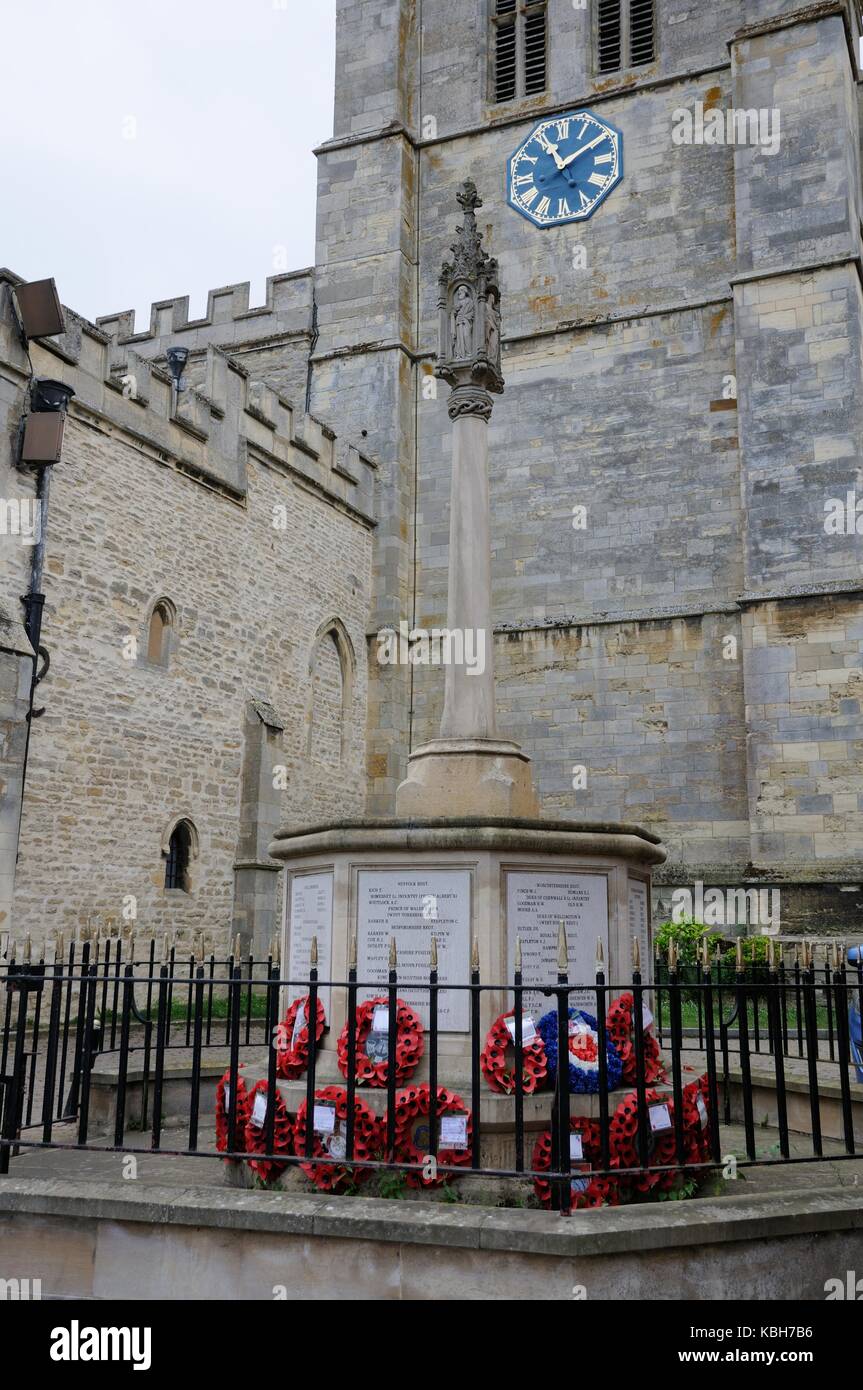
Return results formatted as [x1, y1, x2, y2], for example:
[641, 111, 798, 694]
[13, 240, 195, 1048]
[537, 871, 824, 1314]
[507, 111, 623, 228]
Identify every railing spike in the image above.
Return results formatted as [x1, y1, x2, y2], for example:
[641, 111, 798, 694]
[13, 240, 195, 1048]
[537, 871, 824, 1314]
[55, 931, 65, 963]
[23, 934, 31, 964]
[735, 937, 744, 974]
[514, 934, 522, 973]
[702, 936, 711, 971]
[558, 921, 568, 972]
[596, 937, 605, 972]
[388, 937, 397, 970]
[349, 930, 358, 972]
[632, 935, 641, 972]
[471, 936, 480, 973]
[310, 935, 319, 969]
[430, 935, 439, 971]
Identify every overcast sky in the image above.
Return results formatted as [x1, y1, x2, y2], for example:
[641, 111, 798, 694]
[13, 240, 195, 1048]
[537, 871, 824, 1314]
[0, 0, 336, 328]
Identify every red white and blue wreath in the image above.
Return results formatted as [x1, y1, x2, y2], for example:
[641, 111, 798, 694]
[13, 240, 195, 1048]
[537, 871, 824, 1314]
[537, 1006, 623, 1094]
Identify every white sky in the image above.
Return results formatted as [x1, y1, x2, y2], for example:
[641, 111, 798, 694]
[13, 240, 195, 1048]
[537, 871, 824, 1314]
[0, 0, 336, 328]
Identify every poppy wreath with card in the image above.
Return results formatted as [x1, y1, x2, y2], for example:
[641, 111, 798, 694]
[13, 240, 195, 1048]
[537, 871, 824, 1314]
[275, 994, 327, 1081]
[531, 1118, 622, 1211]
[389, 1083, 473, 1188]
[480, 1010, 548, 1095]
[215, 1065, 251, 1156]
[294, 1085, 381, 1194]
[609, 1087, 692, 1196]
[243, 1078, 294, 1184]
[537, 1007, 623, 1094]
[337, 996, 424, 1088]
[681, 1075, 712, 1166]
[606, 992, 666, 1085]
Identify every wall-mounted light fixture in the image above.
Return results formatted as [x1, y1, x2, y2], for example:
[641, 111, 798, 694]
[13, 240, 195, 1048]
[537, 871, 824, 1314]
[20, 378, 76, 465]
[11, 277, 65, 346]
[166, 345, 189, 396]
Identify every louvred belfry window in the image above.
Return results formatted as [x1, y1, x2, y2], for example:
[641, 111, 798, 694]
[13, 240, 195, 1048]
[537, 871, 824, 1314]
[598, 0, 655, 74]
[493, 0, 548, 103]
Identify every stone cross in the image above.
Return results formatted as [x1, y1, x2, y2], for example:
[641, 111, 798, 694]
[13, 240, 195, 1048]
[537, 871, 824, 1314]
[396, 183, 537, 817]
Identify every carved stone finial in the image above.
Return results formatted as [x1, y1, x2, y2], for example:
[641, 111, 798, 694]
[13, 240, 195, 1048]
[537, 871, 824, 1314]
[437, 181, 504, 408]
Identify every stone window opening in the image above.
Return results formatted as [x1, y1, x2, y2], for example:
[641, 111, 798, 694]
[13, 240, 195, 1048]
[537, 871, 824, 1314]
[146, 597, 176, 668]
[492, 0, 548, 104]
[307, 618, 355, 769]
[597, 0, 655, 75]
[162, 817, 198, 894]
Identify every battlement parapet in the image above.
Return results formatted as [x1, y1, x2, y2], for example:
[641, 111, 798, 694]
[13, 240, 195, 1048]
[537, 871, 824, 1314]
[95, 269, 315, 357]
[0, 270, 375, 524]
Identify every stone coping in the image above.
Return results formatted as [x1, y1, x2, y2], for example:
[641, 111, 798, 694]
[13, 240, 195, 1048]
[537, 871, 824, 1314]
[0, 1178, 860, 1258]
[269, 817, 666, 865]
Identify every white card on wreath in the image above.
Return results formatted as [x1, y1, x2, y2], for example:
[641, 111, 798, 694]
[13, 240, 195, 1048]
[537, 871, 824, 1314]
[291, 1003, 306, 1049]
[251, 1093, 268, 1130]
[642, 1004, 654, 1031]
[372, 1005, 390, 1034]
[649, 1103, 672, 1133]
[313, 1104, 336, 1134]
[569, 1133, 584, 1161]
[696, 1093, 709, 1129]
[505, 1015, 537, 1044]
[439, 1115, 468, 1150]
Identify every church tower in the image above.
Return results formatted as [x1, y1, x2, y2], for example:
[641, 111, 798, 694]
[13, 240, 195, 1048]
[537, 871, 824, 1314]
[311, 0, 863, 934]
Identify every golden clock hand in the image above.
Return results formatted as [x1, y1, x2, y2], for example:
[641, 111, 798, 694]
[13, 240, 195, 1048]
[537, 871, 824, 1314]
[537, 133, 567, 171]
[561, 133, 607, 168]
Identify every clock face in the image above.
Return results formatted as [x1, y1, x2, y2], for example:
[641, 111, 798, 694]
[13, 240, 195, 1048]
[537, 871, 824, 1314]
[507, 110, 623, 228]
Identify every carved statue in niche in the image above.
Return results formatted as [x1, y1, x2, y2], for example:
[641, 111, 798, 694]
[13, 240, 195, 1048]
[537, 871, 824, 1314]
[485, 292, 501, 368]
[451, 284, 475, 360]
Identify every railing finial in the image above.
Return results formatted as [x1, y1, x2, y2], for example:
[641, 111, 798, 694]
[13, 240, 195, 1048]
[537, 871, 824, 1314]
[471, 935, 480, 973]
[23, 934, 31, 965]
[349, 930, 358, 972]
[632, 935, 640, 973]
[596, 937, 605, 972]
[430, 935, 439, 971]
[558, 921, 568, 972]
[514, 934, 522, 973]
[389, 937, 397, 970]
[310, 935, 319, 969]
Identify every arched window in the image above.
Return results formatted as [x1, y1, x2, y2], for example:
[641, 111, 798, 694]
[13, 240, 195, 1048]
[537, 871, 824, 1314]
[308, 619, 355, 767]
[147, 598, 175, 667]
[162, 818, 197, 893]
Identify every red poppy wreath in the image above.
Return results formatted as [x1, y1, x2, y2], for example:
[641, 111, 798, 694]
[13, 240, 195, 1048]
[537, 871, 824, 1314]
[480, 1010, 548, 1095]
[531, 1118, 622, 1210]
[215, 1065, 251, 1156]
[606, 992, 666, 1085]
[337, 995, 424, 1087]
[275, 994, 327, 1081]
[294, 1085, 381, 1194]
[389, 1083, 472, 1188]
[243, 1078, 294, 1184]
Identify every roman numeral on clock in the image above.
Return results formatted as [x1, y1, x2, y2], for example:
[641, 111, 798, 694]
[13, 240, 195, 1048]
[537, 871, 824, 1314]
[520, 186, 538, 207]
[578, 189, 591, 211]
[587, 172, 609, 189]
[515, 174, 535, 187]
[558, 197, 572, 217]
[536, 196, 551, 217]
[556, 119, 571, 140]
[594, 152, 614, 165]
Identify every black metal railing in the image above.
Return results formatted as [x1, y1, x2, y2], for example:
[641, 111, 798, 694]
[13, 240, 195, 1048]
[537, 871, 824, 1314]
[1, 933, 861, 1215]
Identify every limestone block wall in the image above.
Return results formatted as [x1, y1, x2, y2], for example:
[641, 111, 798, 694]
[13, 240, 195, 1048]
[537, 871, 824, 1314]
[0, 273, 376, 956]
[743, 594, 863, 873]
